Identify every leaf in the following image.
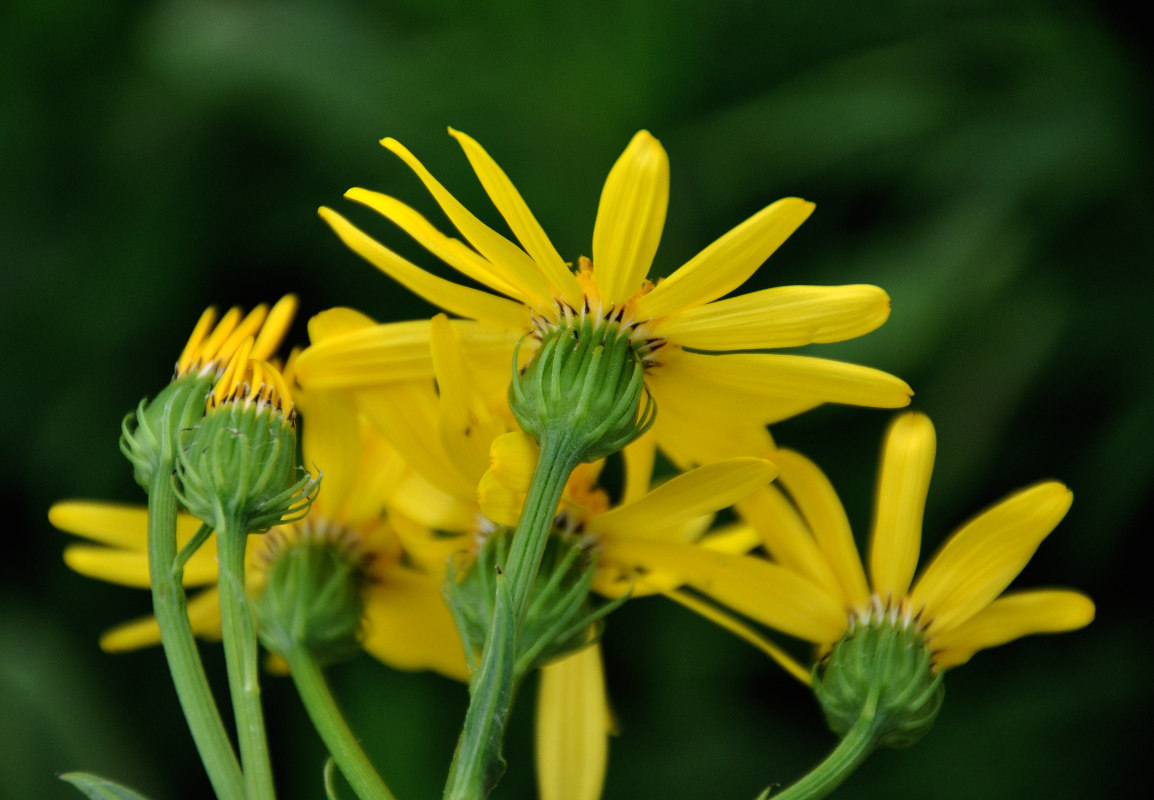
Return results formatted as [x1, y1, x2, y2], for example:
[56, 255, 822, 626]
[58, 772, 155, 800]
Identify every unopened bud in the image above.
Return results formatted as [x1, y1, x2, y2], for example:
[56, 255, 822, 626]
[252, 521, 366, 664]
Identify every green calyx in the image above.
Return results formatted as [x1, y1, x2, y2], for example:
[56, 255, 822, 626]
[509, 316, 656, 465]
[812, 615, 944, 749]
[446, 528, 625, 684]
[252, 523, 366, 665]
[176, 401, 317, 535]
[120, 373, 215, 489]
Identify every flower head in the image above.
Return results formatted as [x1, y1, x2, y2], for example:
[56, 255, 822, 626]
[643, 412, 1095, 683]
[177, 342, 316, 534]
[121, 295, 298, 488]
[305, 129, 910, 465]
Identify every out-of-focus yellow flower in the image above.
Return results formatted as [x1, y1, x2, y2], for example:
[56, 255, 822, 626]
[306, 128, 911, 466]
[51, 378, 467, 680]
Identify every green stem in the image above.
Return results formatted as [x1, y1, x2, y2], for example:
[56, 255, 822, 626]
[502, 431, 580, 622]
[769, 707, 883, 800]
[218, 520, 277, 800]
[443, 431, 578, 800]
[443, 575, 516, 800]
[283, 647, 395, 800]
[147, 474, 245, 800]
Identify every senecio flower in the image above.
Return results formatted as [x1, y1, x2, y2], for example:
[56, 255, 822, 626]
[634, 412, 1095, 683]
[311, 129, 911, 465]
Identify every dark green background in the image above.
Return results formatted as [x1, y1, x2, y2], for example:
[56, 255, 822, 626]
[3, 1, 1149, 797]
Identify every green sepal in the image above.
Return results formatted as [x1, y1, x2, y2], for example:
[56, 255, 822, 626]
[509, 317, 655, 465]
[176, 400, 317, 534]
[446, 529, 624, 683]
[812, 618, 944, 749]
[119, 373, 214, 489]
[58, 772, 155, 800]
[253, 530, 365, 666]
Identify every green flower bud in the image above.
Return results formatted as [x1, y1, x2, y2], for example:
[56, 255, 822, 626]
[120, 374, 214, 489]
[446, 528, 625, 681]
[176, 354, 317, 534]
[252, 521, 366, 665]
[812, 610, 944, 749]
[509, 314, 655, 464]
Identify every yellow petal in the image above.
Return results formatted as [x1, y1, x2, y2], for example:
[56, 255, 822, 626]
[910, 482, 1074, 635]
[636, 197, 815, 320]
[869, 412, 936, 602]
[198, 306, 246, 366]
[337, 422, 411, 528]
[592, 131, 669, 306]
[601, 538, 846, 643]
[307, 306, 377, 342]
[643, 361, 784, 467]
[735, 486, 846, 604]
[536, 644, 610, 800]
[591, 458, 777, 541]
[380, 137, 557, 307]
[319, 207, 528, 330]
[391, 473, 478, 533]
[476, 469, 525, 528]
[250, 294, 299, 361]
[64, 545, 218, 588]
[449, 128, 583, 307]
[489, 431, 540, 493]
[930, 589, 1095, 669]
[667, 350, 912, 411]
[620, 429, 657, 506]
[361, 568, 469, 681]
[49, 501, 205, 552]
[665, 589, 813, 685]
[353, 382, 478, 504]
[298, 388, 361, 520]
[295, 317, 516, 391]
[430, 314, 505, 484]
[176, 305, 219, 373]
[100, 588, 222, 652]
[773, 449, 870, 608]
[346, 188, 529, 303]
[656, 284, 890, 351]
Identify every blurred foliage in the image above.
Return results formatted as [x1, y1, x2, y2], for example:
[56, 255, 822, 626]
[3, 0, 1150, 798]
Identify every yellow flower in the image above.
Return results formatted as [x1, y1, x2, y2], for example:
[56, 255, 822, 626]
[616, 412, 1095, 682]
[51, 378, 467, 680]
[308, 129, 911, 465]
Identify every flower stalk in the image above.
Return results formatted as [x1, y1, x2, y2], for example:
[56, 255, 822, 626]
[281, 646, 397, 800]
[145, 470, 246, 800]
[765, 705, 884, 800]
[217, 518, 277, 800]
[444, 319, 653, 799]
